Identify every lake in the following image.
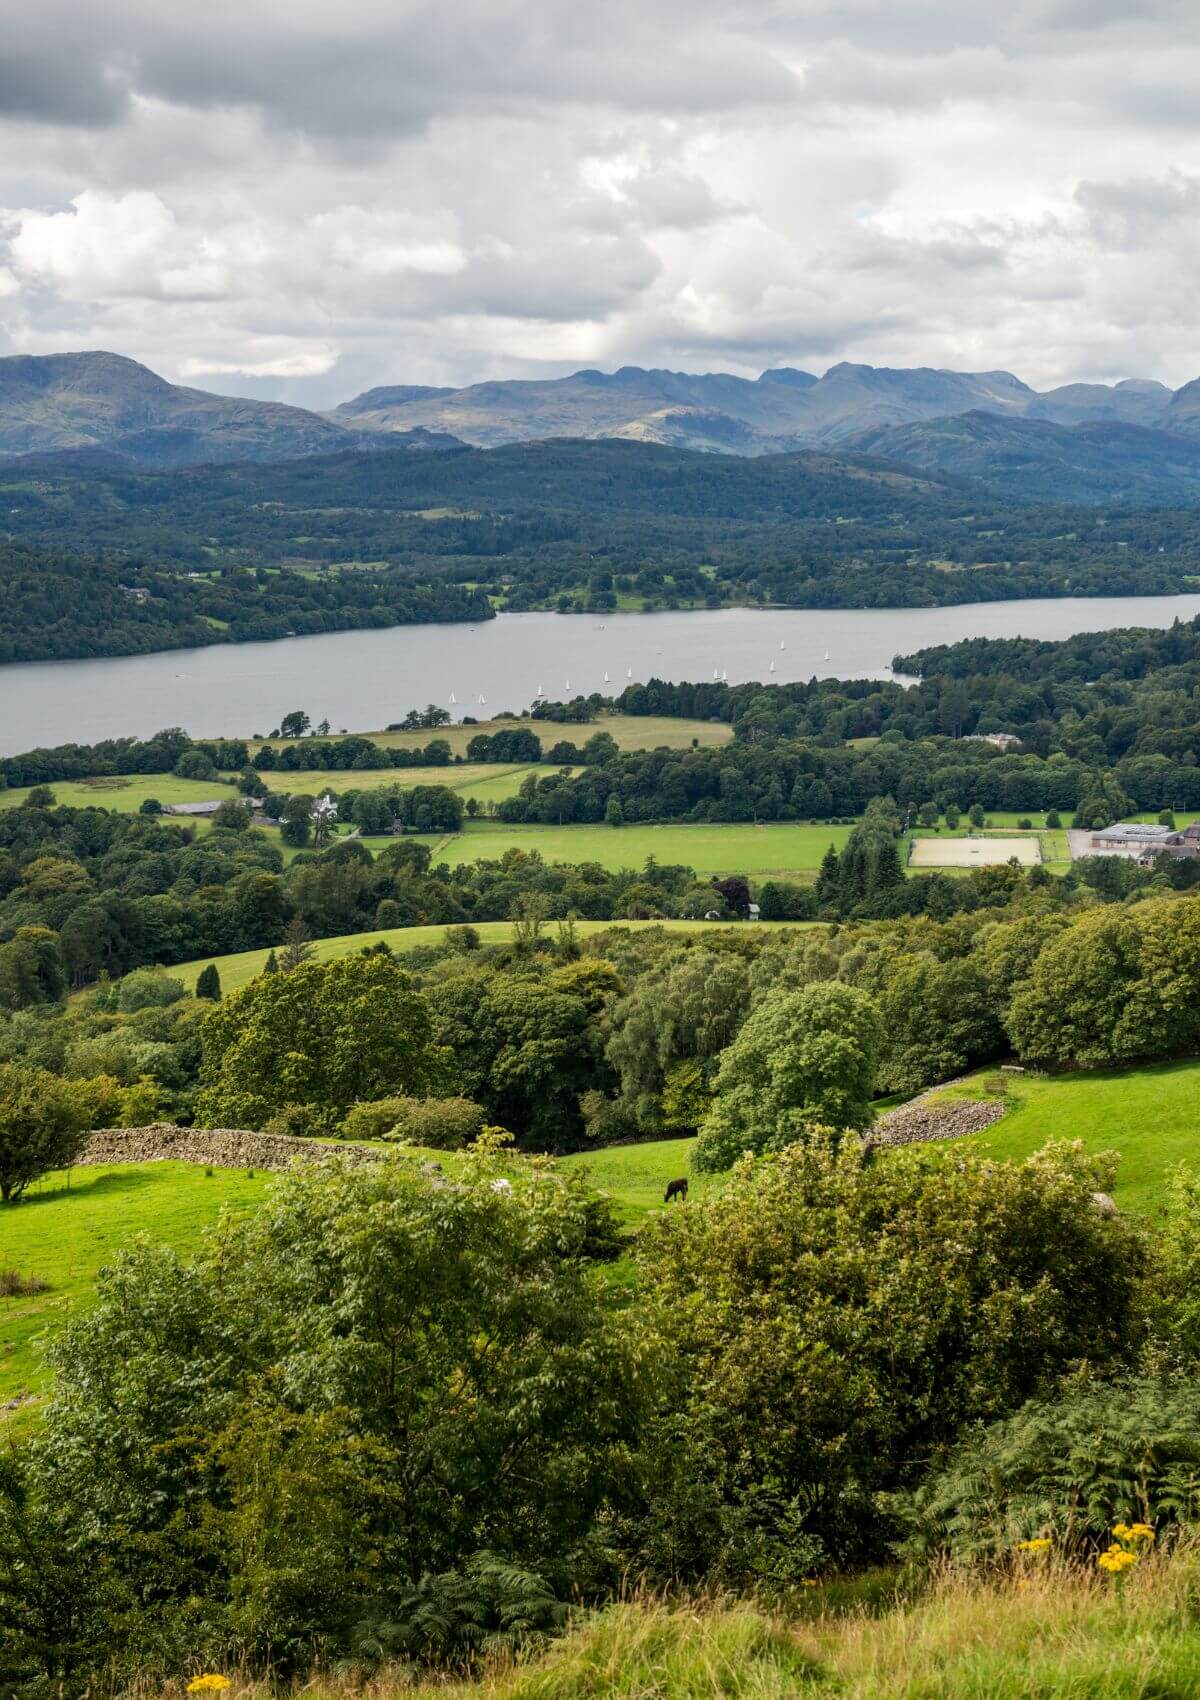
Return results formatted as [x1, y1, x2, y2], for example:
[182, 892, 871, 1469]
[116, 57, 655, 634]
[4, 593, 1200, 754]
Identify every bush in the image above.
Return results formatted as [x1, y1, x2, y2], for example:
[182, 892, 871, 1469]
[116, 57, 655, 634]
[901, 1378, 1200, 1562]
[0, 1158, 642, 1674]
[341, 1095, 487, 1148]
[0, 1062, 94, 1201]
[115, 969, 186, 1013]
[634, 1138, 1148, 1570]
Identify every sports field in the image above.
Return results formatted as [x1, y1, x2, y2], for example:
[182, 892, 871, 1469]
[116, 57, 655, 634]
[909, 834, 1041, 867]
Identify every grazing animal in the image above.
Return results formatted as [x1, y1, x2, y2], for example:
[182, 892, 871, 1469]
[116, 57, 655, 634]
[664, 1177, 689, 1204]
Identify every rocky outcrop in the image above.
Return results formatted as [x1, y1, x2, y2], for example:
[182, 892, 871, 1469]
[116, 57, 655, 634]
[77, 1123, 389, 1172]
[870, 1097, 1007, 1149]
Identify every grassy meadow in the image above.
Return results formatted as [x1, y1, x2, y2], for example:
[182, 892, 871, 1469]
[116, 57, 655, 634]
[249, 712, 732, 759]
[426, 818, 854, 877]
[942, 1058, 1200, 1215]
[8, 1056, 1200, 1421]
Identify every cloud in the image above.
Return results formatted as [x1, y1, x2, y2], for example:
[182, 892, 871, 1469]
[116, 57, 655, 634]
[1, 0, 1200, 402]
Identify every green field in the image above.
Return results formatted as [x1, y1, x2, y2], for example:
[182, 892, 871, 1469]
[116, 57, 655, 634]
[937, 1058, 1200, 1214]
[168, 917, 819, 995]
[6, 1057, 1199, 1421]
[1, 1163, 272, 1418]
[250, 713, 732, 759]
[0, 773, 239, 812]
[426, 819, 854, 879]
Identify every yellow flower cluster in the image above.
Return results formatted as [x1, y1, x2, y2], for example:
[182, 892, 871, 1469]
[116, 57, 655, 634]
[187, 1677, 231, 1694]
[1097, 1521, 1155, 1576]
[1017, 1537, 1053, 1553]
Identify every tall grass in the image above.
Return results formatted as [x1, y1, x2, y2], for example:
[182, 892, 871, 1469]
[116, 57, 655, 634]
[138, 1549, 1200, 1700]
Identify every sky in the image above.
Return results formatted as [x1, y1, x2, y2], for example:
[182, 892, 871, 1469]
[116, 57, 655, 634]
[2, 0, 1200, 408]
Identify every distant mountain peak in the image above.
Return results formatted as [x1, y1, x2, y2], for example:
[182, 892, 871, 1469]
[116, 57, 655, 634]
[0, 349, 350, 468]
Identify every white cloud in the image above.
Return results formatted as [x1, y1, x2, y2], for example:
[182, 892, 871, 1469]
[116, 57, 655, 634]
[2, 1, 1200, 403]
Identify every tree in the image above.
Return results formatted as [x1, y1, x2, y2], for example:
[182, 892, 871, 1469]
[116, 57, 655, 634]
[212, 799, 252, 832]
[918, 801, 939, 829]
[968, 802, 986, 828]
[0, 1064, 92, 1202]
[279, 793, 313, 848]
[174, 749, 216, 781]
[693, 981, 882, 1172]
[714, 875, 751, 917]
[279, 711, 311, 739]
[944, 803, 961, 829]
[278, 916, 315, 973]
[605, 950, 750, 1133]
[195, 964, 222, 1002]
[196, 952, 453, 1133]
[604, 796, 624, 827]
[261, 949, 280, 975]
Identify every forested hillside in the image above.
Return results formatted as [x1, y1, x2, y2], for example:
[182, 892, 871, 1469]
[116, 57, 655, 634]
[2, 438, 1198, 663]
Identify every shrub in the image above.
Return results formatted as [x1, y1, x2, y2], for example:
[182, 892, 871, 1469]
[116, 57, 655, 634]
[0, 1158, 643, 1673]
[0, 1062, 94, 1201]
[634, 1138, 1148, 1570]
[341, 1095, 486, 1149]
[115, 969, 186, 1014]
[901, 1378, 1200, 1563]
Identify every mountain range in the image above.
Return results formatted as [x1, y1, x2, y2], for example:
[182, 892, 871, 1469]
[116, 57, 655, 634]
[8, 350, 1200, 503]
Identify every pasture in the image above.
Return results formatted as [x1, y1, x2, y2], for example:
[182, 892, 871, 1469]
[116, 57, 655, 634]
[940, 1057, 1200, 1214]
[425, 819, 854, 879]
[250, 713, 732, 759]
[5, 1055, 1196, 1422]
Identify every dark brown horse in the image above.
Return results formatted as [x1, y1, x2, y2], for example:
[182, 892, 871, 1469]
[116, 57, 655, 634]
[664, 1177, 689, 1204]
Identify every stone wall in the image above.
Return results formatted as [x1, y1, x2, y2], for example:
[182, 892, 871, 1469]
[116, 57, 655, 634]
[77, 1123, 389, 1172]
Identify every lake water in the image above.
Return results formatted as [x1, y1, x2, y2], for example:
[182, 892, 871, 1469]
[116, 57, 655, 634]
[4, 593, 1200, 754]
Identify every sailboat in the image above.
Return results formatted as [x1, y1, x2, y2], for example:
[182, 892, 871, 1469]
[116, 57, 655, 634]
[603, 670, 610, 683]
[478, 693, 487, 705]
[721, 669, 728, 681]
[626, 666, 632, 679]
[824, 649, 830, 662]
[535, 683, 545, 698]
[713, 667, 720, 680]
[449, 691, 457, 705]
[769, 660, 775, 673]
[780, 640, 786, 650]
[565, 678, 570, 692]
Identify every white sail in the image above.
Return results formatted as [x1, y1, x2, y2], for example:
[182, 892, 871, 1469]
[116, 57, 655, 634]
[449, 691, 456, 704]
[626, 666, 632, 678]
[603, 670, 610, 683]
[769, 660, 775, 673]
[780, 640, 786, 650]
[824, 649, 830, 661]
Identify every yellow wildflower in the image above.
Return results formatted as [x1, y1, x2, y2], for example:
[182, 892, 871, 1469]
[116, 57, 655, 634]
[1097, 1546, 1137, 1575]
[187, 1678, 231, 1695]
[1129, 1523, 1156, 1543]
[1017, 1537, 1053, 1553]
